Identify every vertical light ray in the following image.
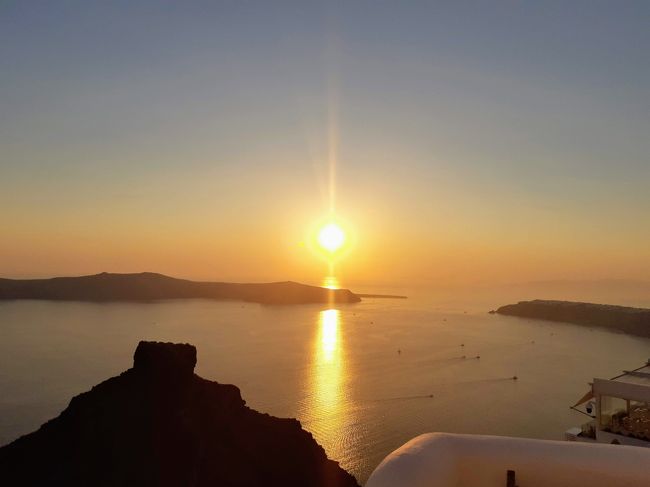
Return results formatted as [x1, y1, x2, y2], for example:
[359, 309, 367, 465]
[327, 92, 338, 215]
[325, 36, 341, 294]
[327, 36, 340, 216]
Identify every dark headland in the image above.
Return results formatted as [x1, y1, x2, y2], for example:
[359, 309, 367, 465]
[494, 299, 650, 338]
[0, 341, 360, 487]
[0, 272, 361, 305]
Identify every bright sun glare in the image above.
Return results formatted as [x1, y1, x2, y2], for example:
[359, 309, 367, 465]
[317, 223, 345, 253]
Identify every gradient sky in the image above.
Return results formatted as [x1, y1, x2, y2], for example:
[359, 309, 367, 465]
[1, 1, 649, 286]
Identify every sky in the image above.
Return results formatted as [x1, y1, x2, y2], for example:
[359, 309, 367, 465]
[1, 1, 649, 287]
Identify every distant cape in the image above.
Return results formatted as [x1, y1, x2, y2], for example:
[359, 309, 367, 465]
[0, 272, 361, 305]
[494, 299, 650, 338]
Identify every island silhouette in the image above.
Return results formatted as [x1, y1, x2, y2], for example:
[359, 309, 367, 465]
[494, 300, 650, 338]
[0, 272, 361, 305]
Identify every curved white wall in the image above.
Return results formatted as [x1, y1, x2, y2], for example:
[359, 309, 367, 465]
[366, 433, 650, 487]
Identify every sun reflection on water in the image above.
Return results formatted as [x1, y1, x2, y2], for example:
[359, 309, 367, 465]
[321, 309, 339, 361]
[302, 308, 348, 463]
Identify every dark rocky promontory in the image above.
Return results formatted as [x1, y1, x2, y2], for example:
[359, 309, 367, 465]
[0, 341, 360, 487]
[0, 272, 361, 305]
[495, 299, 650, 338]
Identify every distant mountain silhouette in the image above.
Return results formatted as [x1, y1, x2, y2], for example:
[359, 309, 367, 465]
[0, 272, 361, 304]
[495, 299, 650, 337]
[0, 341, 360, 487]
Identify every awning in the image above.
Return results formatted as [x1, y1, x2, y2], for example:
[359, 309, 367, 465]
[572, 389, 594, 407]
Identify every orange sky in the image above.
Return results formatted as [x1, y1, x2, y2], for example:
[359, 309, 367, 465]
[1, 3, 649, 287]
[2, 163, 648, 286]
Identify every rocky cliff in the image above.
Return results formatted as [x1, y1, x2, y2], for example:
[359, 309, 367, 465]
[495, 299, 650, 338]
[0, 341, 360, 487]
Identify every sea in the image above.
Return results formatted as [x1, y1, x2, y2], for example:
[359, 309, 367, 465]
[1, 285, 649, 484]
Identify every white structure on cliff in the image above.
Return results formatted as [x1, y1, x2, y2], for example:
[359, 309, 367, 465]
[567, 361, 650, 446]
[366, 433, 650, 487]
[367, 362, 650, 486]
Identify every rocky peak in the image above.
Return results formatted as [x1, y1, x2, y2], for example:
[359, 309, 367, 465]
[133, 341, 196, 379]
[0, 341, 360, 487]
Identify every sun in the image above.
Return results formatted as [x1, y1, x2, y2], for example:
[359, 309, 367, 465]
[317, 223, 345, 253]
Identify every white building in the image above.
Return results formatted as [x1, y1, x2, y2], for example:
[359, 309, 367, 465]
[568, 361, 650, 446]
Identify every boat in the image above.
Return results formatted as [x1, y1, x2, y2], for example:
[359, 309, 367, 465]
[566, 360, 650, 446]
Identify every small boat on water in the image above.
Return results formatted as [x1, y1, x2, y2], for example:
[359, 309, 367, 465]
[566, 360, 650, 446]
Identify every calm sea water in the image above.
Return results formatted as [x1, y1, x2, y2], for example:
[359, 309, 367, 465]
[1, 291, 649, 484]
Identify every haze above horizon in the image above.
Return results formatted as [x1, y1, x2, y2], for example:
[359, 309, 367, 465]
[1, 2, 648, 286]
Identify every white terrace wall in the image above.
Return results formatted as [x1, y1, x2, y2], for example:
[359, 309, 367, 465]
[366, 433, 650, 487]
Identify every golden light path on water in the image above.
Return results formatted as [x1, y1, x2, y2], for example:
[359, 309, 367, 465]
[321, 309, 339, 362]
[302, 308, 353, 466]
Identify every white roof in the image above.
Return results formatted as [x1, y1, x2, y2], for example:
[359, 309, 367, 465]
[612, 364, 650, 388]
[591, 362, 650, 403]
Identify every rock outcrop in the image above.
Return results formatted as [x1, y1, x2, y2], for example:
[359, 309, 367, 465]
[0, 272, 361, 304]
[496, 300, 650, 337]
[0, 341, 360, 487]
